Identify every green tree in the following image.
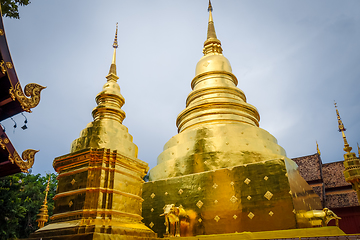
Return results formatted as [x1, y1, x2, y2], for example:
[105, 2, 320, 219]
[0, 172, 57, 239]
[0, 0, 31, 19]
[0, 174, 26, 239]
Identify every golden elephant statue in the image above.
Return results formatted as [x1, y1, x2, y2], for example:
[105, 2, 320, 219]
[297, 208, 341, 227]
[160, 204, 196, 237]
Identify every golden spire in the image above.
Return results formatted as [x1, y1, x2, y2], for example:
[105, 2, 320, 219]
[36, 175, 51, 229]
[334, 102, 352, 154]
[109, 23, 118, 75]
[358, 143, 360, 157]
[203, 0, 223, 55]
[316, 141, 321, 156]
[207, 0, 216, 39]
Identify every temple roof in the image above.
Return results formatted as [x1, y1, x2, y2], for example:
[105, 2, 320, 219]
[0, 8, 44, 177]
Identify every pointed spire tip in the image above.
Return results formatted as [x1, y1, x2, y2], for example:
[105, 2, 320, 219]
[109, 23, 118, 76]
[113, 22, 118, 49]
[208, 0, 213, 12]
[334, 101, 352, 154]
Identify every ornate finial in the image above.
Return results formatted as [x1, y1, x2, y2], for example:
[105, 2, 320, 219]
[334, 101, 352, 154]
[109, 23, 118, 75]
[36, 175, 51, 228]
[316, 141, 321, 156]
[113, 22, 118, 49]
[208, 0, 213, 12]
[203, 0, 222, 55]
[358, 143, 360, 158]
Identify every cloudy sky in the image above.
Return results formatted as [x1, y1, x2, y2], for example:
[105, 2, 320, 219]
[2, 0, 360, 175]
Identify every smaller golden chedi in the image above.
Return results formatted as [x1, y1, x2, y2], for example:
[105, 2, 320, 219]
[29, 24, 156, 240]
[36, 175, 51, 229]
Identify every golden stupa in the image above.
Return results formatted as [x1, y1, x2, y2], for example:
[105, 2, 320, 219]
[29, 24, 157, 240]
[141, 1, 342, 238]
[28, 2, 347, 239]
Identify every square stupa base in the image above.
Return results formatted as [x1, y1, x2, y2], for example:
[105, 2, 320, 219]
[142, 158, 323, 237]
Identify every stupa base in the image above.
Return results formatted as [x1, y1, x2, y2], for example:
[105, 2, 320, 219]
[143, 158, 323, 237]
[28, 220, 157, 240]
[168, 226, 346, 239]
[26, 226, 348, 239]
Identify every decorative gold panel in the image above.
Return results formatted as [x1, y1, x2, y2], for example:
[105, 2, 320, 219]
[264, 191, 273, 200]
[230, 195, 238, 203]
[143, 158, 322, 237]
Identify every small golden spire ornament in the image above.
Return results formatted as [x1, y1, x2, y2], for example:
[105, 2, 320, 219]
[109, 22, 118, 75]
[36, 175, 51, 228]
[334, 102, 360, 204]
[316, 141, 321, 156]
[203, 0, 222, 55]
[334, 102, 352, 153]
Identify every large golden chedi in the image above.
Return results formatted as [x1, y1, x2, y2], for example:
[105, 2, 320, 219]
[142, 2, 323, 237]
[149, 7, 281, 180]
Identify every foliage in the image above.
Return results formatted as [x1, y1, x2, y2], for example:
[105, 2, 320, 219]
[0, 172, 57, 239]
[0, 0, 31, 19]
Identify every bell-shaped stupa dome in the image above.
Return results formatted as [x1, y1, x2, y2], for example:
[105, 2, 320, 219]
[149, 2, 291, 181]
[70, 24, 138, 158]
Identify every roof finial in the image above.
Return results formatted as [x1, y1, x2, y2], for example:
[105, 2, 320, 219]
[109, 23, 118, 75]
[316, 141, 321, 156]
[334, 101, 352, 154]
[208, 0, 213, 12]
[357, 143, 360, 158]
